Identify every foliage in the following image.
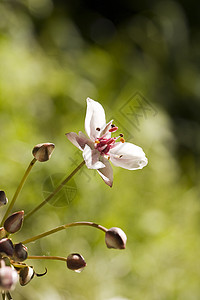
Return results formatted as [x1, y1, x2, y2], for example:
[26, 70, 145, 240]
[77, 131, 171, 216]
[0, 1, 199, 299]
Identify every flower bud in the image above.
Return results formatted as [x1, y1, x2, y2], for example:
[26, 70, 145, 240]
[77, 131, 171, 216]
[66, 253, 86, 273]
[32, 143, 55, 162]
[13, 243, 28, 262]
[0, 266, 18, 291]
[4, 211, 24, 234]
[19, 266, 34, 286]
[0, 239, 14, 257]
[0, 227, 6, 239]
[105, 227, 127, 249]
[0, 191, 8, 207]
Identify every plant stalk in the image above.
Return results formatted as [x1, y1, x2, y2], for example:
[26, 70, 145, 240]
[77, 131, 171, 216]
[21, 221, 107, 244]
[1, 158, 37, 226]
[24, 160, 85, 220]
[1, 293, 5, 300]
[6, 293, 12, 300]
[27, 255, 67, 262]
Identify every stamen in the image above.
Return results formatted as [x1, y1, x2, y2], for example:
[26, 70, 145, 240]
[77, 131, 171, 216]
[106, 138, 115, 145]
[97, 139, 109, 146]
[102, 145, 110, 154]
[95, 123, 125, 157]
[98, 144, 108, 152]
[96, 127, 101, 131]
[109, 126, 118, 133]
[119, 155, 123, 158]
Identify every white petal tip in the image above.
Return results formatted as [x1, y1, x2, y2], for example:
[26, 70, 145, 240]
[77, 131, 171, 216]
[139, 157, 148, 169]
[98, 174, 113, 187]
[86, 97, 93, 102]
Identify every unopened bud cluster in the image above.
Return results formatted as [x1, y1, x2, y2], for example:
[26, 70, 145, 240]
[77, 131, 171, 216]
[0, 142, 57, 294]
[0, 209, 29, 291]
[0, 206, 43, 291]
[0, 140, 128, 298]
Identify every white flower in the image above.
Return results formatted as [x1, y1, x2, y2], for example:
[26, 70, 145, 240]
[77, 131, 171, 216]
[66, 98, 148, 187]
[0, 266, 18, 291]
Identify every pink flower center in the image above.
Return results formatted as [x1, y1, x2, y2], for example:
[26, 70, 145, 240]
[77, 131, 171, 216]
[95, 125, 125, 156]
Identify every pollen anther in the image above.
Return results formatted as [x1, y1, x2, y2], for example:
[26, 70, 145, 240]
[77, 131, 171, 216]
[109, 126, 118, 133]
[120, 137, 125, 143]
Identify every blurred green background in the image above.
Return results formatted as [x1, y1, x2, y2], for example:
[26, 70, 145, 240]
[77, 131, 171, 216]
[0, 0, 200, 299]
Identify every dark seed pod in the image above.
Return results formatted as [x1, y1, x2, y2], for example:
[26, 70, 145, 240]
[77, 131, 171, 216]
[0, 239, 14, 257]
[105, 227, 127, 249]
[4, 211, 24, 234]
[66, 253, 86, 272]
[32, 143, 55, 162]
[19, 266, 35, 286]
[0, 191, 8, 207]
[13, 243, 28, 262]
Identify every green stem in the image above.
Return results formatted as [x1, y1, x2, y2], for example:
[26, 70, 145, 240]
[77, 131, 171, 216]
[24, 160, 85, 220]
[1, 158, 37, 226]
[1, 293, 5, 300]
[11, 261, 27, 269]
[27, 255, 67, 262]
[21, 221, 107, 244]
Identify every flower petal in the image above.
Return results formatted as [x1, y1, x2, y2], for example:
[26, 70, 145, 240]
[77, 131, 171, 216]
[85, 98, 106, 141]
[110, 142, 148, 170]
[66, 132, 92, 151]
[83, 145, 105, 169]
[97, 157, 113, 187]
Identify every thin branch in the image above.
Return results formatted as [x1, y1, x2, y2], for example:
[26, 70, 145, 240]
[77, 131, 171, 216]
[6, 292, 12, 300]
[21, 221, 107, 244]
[1, 158, 37, 226]
[27, 255, 67, 262]
[24, 160, 85, 219]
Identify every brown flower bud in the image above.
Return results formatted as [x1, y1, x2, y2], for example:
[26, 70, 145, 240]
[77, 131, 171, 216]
[19, 266, 34, 286]
[66, 253, 86, 273]
[32, 143, 55, 162]
[0, 239, 14, 257]
[4, 211, 24, 234]
[13, 243, 28, 262]
[0, 227, 6, 239]
[0, 266, 18, 291]
[105, 227, 127, 249]
[0, 191, 8, 207]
